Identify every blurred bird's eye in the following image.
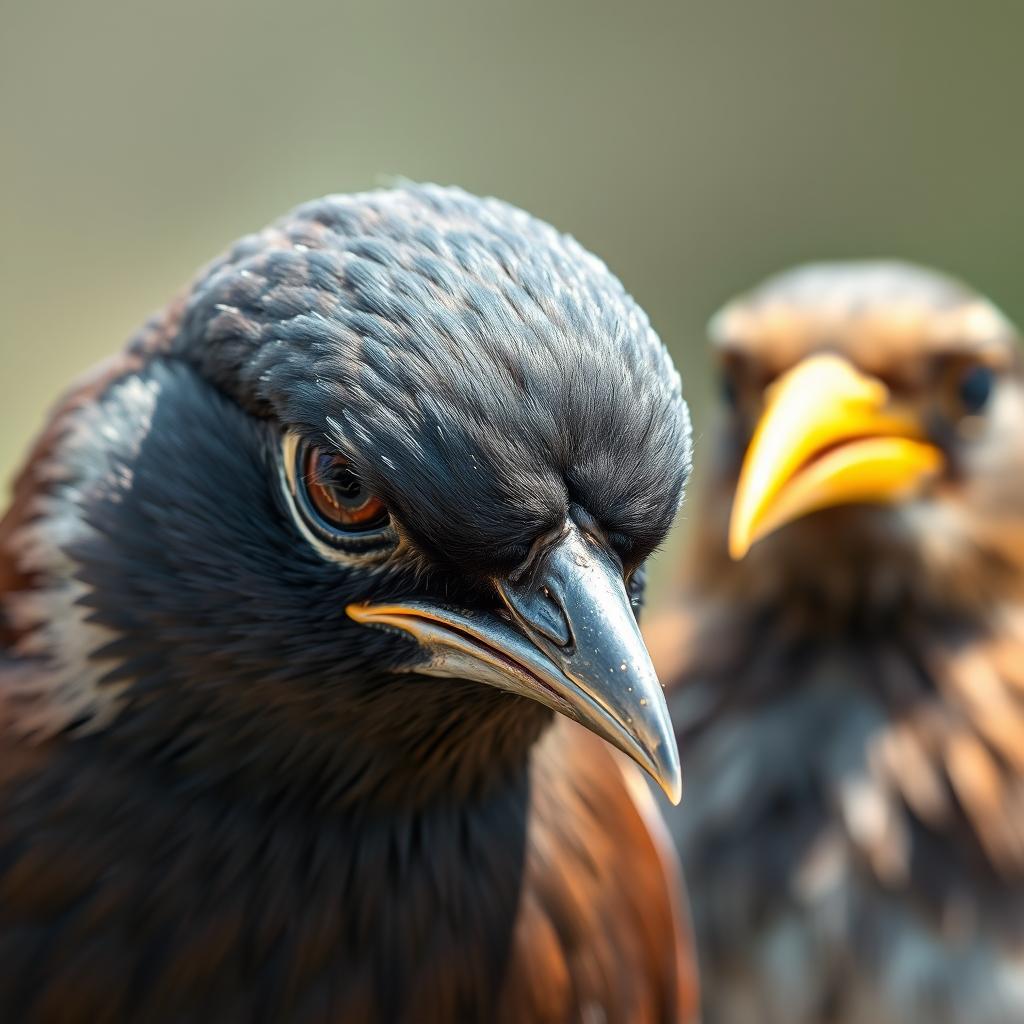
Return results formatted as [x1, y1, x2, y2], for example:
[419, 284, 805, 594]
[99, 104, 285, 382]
[719, 372, 738, 410]
[716, 351, 751, 412]
[958, 364, 995, 415]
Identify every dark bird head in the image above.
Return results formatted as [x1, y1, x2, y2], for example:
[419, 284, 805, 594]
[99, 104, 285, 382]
[690, 260, 1024, 622]
[4, 185, 690, 806]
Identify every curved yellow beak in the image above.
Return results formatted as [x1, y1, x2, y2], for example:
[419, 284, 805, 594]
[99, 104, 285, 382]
[728, 353, 944, 559]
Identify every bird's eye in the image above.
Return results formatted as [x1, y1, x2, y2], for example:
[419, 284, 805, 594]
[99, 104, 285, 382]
[716, 352, 750, 412]
[958, 364, 995, 415]
[719, 371, 738, 410]
[294, 441, 389, 537]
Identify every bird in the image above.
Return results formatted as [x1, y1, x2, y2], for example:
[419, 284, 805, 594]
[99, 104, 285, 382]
[645, 260, 1024, 1024]
[0, 185, 699, 1023]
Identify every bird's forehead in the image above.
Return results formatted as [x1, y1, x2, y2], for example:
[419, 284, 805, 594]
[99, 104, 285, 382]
[319, 297, 688, 565]
[711, 261, 1018, 385]
[176, 186, 690, 565]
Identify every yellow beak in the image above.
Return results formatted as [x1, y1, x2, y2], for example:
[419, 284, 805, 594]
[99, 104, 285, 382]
[728, 353, 944, 559]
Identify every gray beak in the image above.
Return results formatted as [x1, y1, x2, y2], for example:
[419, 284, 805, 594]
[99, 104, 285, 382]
[347, 523, 681, 803]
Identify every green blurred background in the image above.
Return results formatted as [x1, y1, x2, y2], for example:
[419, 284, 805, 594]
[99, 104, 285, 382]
[3, 0, 1024, 590]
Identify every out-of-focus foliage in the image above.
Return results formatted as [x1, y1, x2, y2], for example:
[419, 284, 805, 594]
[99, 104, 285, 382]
[3, 0, 1023, 593]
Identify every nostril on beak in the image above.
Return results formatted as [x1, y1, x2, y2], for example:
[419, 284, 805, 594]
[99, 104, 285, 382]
[537, 585, 572, 647]
[497, 578, 572, 647]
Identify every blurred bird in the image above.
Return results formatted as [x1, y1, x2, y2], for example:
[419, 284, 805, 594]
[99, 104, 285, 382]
[648, 261, 1024, 1024]
[0, 186, 697, 1022]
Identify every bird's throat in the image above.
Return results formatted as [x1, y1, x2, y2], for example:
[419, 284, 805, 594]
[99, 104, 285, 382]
[105, 668, 554, 812]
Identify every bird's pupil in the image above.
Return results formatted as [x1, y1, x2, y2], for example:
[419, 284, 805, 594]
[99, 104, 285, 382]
[959, 365, 994, 414]
[317, 454, 365, 508]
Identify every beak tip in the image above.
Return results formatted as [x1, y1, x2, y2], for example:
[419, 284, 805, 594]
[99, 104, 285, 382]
[645, 734, 683, 805]
[729, 520, 753, 561]
[661, 768, 683, 806]
[727, 533, 750, 561]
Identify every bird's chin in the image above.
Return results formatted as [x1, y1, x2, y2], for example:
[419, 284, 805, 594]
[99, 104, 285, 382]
[346, 600, 682, 804]
[750, 501, 923, 560]
[722, 500, 948, 617]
